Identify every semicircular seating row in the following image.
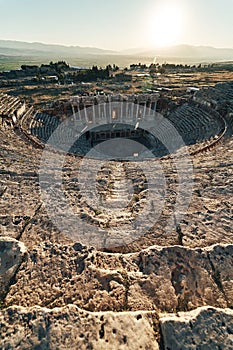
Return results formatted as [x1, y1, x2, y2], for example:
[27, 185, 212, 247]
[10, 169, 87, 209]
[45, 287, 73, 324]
[0, 93, 25, 121]
[195, 82, 233, 103]
[23, 100, 225, 158]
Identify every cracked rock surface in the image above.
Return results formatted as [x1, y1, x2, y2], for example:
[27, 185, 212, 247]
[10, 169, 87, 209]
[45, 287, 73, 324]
[0, 305, 160, 350]
[160, 306, 233, 350]
[3, 243, 232, 313]
[0, 237, 26, 301]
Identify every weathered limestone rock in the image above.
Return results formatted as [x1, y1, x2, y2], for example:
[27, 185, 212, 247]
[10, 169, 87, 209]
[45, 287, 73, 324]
[4, 243, 128, 311]
[4, 243, 230, 312]
[207, 245, 233, 307]
[127, 245, 227, 311]
[0, 305, 160, 350]
[160, 306, 233, 350]
[0, 236, 27, 300]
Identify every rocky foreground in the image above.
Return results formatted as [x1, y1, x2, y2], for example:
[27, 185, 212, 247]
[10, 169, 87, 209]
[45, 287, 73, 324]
[1, 237, 233, 349]
[0, 303, 233, 349]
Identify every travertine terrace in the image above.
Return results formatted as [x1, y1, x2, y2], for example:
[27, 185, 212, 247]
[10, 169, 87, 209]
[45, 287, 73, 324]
[0, 83, 233, 349]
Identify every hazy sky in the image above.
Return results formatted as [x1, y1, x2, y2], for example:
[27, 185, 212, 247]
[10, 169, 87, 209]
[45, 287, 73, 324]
[0, 0, 233, 50]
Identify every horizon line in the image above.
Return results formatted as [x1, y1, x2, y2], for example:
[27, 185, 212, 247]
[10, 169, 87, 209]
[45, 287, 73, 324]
[0, 38, 233, 52]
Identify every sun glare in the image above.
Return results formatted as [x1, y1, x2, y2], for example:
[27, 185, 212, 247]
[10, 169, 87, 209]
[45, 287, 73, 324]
[149, 3, 184, 47]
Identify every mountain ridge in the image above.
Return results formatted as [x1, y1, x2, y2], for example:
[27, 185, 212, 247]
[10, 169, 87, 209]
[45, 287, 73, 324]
[1, 40, 233, 59]
[0, 40, 233, 68]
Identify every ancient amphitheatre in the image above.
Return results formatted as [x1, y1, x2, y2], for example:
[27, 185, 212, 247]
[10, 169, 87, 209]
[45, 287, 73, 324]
[0, 82, 233, 349]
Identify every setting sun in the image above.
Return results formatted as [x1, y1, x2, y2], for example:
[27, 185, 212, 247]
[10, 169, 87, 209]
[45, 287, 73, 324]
[149, 3, 184, 47]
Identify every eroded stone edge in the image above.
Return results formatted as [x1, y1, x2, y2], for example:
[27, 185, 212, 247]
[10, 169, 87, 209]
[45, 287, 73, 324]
[0, 236, 27, 302]
[0, 304, 160, 350]
[160, 306, 233, 350]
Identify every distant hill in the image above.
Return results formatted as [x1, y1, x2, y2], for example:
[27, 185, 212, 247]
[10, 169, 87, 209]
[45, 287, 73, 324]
[0, 40, 116, 57]
[134, 45, 233, 61]
[0, 40, 233, 69]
